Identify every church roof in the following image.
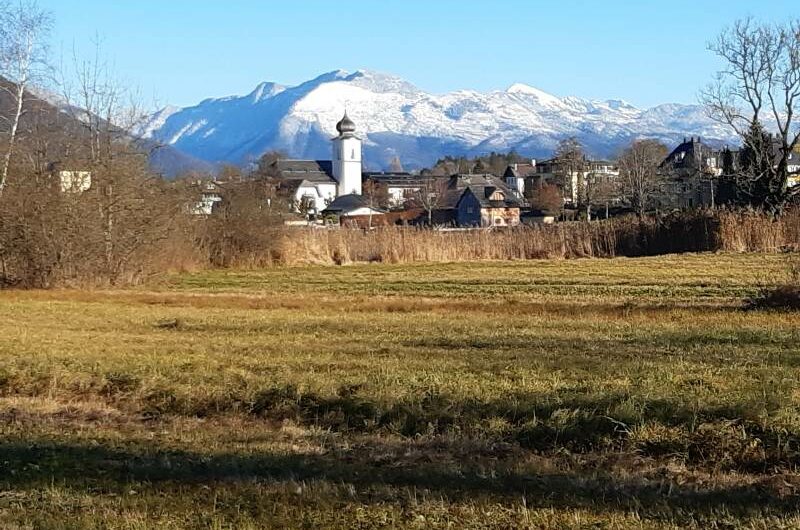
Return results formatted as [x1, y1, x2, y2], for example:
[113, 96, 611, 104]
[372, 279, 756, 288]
[336, 112, 357, 135]
[274, 160, 334, 183]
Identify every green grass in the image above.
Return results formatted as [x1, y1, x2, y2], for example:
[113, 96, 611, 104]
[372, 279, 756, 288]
[0, 253, 799, 528]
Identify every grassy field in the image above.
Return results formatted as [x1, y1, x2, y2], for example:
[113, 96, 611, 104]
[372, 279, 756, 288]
[1, 253, 799, 529]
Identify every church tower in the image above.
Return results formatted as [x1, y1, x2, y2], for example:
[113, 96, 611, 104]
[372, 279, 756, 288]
[331, 111, 362, 196]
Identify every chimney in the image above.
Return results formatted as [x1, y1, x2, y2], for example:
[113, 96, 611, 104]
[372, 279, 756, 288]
[531, 159, 537, 168]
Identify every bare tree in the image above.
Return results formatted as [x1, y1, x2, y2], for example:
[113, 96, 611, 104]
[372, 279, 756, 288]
[362, 179, 388, 228]
[413, 176, 449, 226]
[0, 0, 52, 195]
[577, 169, 611, 221]
[618, 139, 669, 218]
[55, 40, 181, 283]
[701, 18, 800, 215]
[553, 137, 586, 208]
[526, 182, 563, 215]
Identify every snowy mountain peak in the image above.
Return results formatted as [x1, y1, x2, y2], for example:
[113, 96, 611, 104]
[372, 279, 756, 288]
[506, 83, 563, 106]
[249, 82, 285, 103]
[140, 69, 736, 172]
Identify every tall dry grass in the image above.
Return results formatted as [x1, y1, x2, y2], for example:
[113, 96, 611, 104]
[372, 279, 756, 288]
[245, 210, 800, 267]
[717, 209, 800, 252]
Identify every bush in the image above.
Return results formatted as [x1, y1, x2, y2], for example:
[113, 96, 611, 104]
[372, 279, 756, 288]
[745, 254, 800, 310]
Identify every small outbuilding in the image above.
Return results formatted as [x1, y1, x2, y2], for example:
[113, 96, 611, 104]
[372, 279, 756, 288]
[322, 194, 385, 225]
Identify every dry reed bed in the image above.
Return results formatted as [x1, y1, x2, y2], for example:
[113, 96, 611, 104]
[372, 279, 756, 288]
[265, 210, 800, 266]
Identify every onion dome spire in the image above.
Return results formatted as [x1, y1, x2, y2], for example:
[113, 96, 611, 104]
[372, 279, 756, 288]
[336, 111, 356, 134]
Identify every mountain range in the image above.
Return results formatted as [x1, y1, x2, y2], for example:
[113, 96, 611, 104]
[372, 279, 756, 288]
[137, 69, 737, 172]
[0, 75, 214, 178]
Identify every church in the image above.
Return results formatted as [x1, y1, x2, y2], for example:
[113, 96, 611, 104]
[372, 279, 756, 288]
[272, 112, 383, 218]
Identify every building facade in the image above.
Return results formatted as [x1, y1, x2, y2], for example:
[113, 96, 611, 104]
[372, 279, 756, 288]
[270, 112, 367, 217]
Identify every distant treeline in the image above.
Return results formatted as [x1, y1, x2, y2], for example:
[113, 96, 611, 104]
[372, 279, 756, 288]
[424, 152, 531, 177]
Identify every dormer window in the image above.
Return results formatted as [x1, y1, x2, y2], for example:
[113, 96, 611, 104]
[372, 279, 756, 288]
[489, 190, 505, 201]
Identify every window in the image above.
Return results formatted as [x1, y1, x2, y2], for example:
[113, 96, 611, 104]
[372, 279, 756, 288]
[351, 149, 355, 160]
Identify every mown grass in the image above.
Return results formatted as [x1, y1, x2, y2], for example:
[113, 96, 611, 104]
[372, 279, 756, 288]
[0, 253, 799, 528]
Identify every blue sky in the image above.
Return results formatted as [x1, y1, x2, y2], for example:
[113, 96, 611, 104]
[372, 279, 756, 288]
[38, 0, 796, 109]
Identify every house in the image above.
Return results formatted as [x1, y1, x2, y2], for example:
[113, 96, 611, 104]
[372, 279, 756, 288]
[58, 170, 91, 193]
[190, 180, 223, 215]
[778, 141, 800, 185]
[273, 160, 337, 214]
[444, 174, 523, 227]
[658, 137, 724, 209]
[363, 172, 427, 208]
[790, 146, 800, 187]
[503, 161, 541, 198]
[322, 193, 385, 226]
[269, 112, 365, 216]
[507, 158, 619, 206]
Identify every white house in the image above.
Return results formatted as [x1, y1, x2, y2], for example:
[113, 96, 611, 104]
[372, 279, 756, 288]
[191, 180, 223, 215]
[59, 171, 91, 193]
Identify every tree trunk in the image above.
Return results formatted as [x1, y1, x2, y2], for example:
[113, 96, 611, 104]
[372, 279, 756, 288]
[0, 83, 26, 195]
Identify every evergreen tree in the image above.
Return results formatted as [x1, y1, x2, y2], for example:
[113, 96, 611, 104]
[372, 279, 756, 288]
[717, 147, 738, 205]
[737, 119, 775, 208]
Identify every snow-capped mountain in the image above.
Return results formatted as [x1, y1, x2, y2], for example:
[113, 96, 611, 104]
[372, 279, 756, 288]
[138, 69, 736, 171]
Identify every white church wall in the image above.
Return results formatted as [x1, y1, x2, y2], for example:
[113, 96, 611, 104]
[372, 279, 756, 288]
[332, 135, 362, 196]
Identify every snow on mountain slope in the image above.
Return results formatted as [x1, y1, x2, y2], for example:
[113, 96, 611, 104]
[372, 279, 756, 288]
[139, 69, 737, 170]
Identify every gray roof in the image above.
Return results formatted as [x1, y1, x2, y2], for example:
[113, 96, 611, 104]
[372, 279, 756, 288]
[457, 186, 524, 209]
[661, 137, 717, 169]
[445, 174, 524, 209]
[503, 163, 538, 179]
[364, 172, 429, 188]
[323, 194, 385, 215]
[274, 160, 335, 183]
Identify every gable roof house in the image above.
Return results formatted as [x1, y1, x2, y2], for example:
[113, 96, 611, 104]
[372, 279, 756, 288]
[321, 193, 386, 227]
[446, 174, 524, 227]
[503, 161, 542, 198]
[363, 172, 430, 208]
[272, 160, 338, 215]
[657, 137, 721, 209]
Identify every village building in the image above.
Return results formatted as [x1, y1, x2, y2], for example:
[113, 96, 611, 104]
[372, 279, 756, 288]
[443, 174, 523, 227]
[503, 161, 541, 198]
[322, 193, 385, 221]
[505, 158, 619, 206]
[192, 180, 224, 215]
[657, 137, 720, 209]
[269, 112, 374, 219]
[362, 172, 427, 208]
[58, 170, 92, 193]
